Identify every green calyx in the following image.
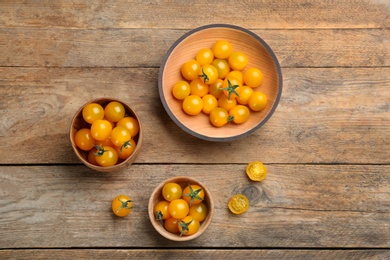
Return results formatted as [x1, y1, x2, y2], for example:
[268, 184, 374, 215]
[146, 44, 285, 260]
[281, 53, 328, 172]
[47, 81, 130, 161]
[178, 218, 193, 237]
[120, 140, 132, 154]
[198, 68, 209, 83]
[221, 79, 239, 100]
[182, 184, 203, 207]
[93, 144, 108, 156]
[155, 210, 164, 225]
[116, 199, 132, 213]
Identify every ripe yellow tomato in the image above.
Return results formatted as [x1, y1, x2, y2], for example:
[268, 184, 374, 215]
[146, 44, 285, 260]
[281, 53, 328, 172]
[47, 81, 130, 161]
[168, 199, 189, 219]
[74, 128, 95, 151]
[181, 59, 201, 81]
[236, 85, 254, 105]
[228, 194, 249, 215]
[164, 217, 180, 234]
[116, 116, 139, 138]
[218, 94, 237, 112]
[182, 95, 203, 116]
[110, 126, 131, 147]
[209, 107, 229, 127]
[244, 67, 264, 88]
[201, 94, 218, 114]
[112, 195, 132, 217]
[178, 216, 200, 236]
[105, 101, 125, 122]
[212, 40, 233, 59]
[229, 105, 250, 124]
[189, 202, 208, 222]
[209, 79, 224, 99]
[248, 91, 267, 111]
[172, 80, 191, 100]
[190, 78, 209, 97]
[95, 145, 118, 167]
[162, 182, 182, 202]
[228, 51, 248, 71]
[154, 200, 171, 223]
[196, 48, 214, 65]
[211, 58, 231, 79]
[246, 161, 267, 181]
[199, 64, 218, 85]
[82, 103, 104, 124]
[90, 119, 113, 141]
[222, 76, 241, 100]
[115, 139, 136, 160]
[182, 184, 204, 206]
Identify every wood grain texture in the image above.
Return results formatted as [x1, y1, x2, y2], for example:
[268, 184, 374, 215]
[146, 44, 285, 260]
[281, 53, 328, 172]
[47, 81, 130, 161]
[0, 0, 389, 29]
[1, 67, 389, 164]
[0, 28, 389, 68]
[0, 165, 389, 248]
[1, 249, 389, 259]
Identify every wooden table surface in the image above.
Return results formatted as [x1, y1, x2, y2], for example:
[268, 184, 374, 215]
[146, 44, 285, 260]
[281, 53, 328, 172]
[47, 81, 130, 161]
[1, 1, 389, 259]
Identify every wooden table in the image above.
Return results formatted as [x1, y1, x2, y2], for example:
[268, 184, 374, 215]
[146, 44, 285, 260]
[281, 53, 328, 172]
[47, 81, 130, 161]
[1, 1, 389, 259]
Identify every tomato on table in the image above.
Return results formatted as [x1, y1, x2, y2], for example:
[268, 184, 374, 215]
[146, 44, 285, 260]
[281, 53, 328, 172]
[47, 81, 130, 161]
[112, 195, 132, 217]
[246, 161, 267, 182]
[228, 194, 249, 215]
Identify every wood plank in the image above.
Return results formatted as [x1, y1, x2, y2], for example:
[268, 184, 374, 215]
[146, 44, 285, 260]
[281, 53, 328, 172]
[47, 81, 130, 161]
[0, 0, 389, 29]
[1, 249, 389, 259]
[0, 28, 389, 68]
[0, 165, 389, 248]
[0, 67, 389, 164]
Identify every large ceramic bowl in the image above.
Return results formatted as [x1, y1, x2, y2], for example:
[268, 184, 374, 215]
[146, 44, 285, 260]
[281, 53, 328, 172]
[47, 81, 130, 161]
[158, 24, 282, 142]
[70, 98, 143, 173]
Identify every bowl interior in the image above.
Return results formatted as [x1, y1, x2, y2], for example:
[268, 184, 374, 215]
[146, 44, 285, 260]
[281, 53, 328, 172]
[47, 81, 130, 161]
[70, 98, 143, 172]
[148, 176, 214, 241]
[160, 25, 282, 141]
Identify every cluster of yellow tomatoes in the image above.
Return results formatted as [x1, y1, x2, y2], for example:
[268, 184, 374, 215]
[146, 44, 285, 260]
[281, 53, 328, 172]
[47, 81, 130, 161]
[153, 182, 208, 237]
[74, 101, 139, 167]
[172, 39, 268, 127]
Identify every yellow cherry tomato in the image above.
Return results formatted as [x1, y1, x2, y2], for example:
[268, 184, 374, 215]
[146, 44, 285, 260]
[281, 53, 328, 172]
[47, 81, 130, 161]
[229, 105, 250, 124]
[248, 91, 267, 111]
[116, 116, 139, 138]
[218, 94, 237, 112]
[181, 59, 201, 81]
[110, 126, 131, 147]
[198, 64, 218, 85]
[172, 80, 191, 100]
[246, 161, 267, 182]
[196, 48, 214, 65]
[82, 103, 104, 124]
[211, 58, 231, 79]
[244, 67, 264, 88]
[164, 217, 180, 234]
[162, 183, 182, 202]
[182, 95, 203, 116]
[94, 145, 118, 167]
[189, 202, 208, 222]
[168, 199, 189, 219]
[202, 94, 218, 114]
[154, 200, 171, 223]
[228, 194, 249, 215]
[74, 128, 95, 151]
[190, 78, 209, 97]
[222, 75, 241, 100]
[226, 70, 244, 85]
[209, 107, 229, 127]
[209, 79, 224, 99]
[112, 195, 132, 217]
[90, 119, 113, 141]
[182, 184, 204, 206]
[105, 101, 126, 122]
[228, 51, 248, 71]
[235, 85, 253, 105]
[178, 216, 200, 236]
[115, 139, 136, 160]
[212, 40, 233, 59]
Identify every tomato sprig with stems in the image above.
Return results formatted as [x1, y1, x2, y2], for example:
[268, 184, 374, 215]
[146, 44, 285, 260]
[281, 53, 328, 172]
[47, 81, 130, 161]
[221, 79, 240, 100]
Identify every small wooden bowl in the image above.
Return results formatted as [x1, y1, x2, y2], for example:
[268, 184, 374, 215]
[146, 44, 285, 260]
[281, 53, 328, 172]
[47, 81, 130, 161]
[69, 98, 143, 173]
[148, 176, 214, 242]
[158, 24, 282, 142]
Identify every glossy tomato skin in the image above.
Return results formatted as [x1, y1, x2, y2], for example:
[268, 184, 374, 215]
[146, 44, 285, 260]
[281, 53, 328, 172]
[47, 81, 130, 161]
[105, 101, 125, 122]
[209, 107, 229, 127]
[228, 194, 249, 215]
[74, 128, 95, 151]
[164, 217, 180, 234]
[248, 91, 267, 111]
[168, 199, 189, 219]
[178, 216, 200, 236]
[181, 59, 201, 81]
[189, 202, 208, 222]
[111, 126, 131, 147]
[196, 48, 214, 65]
[116, 116, 139, 137]
[199, 64, 218, 85]
[244, 67, 264, 88]
[172, 80, 191, 100]
[236, 86, 254, 105]
[82, 103, 104, 124]
[190, 78, 209, 97]
[90, 119, 113, 141]
[209, 79, 224, 99]
[228, 51, 248, 71]
[95, 145, 118, 167]
[222, 76, 241, 100]
[211, 59, 231, 79]
[182, 95, 203, 116]
[112, 195, 132, 217]
[212, 40, 233, 59]
[115, 139, 136, 160]
[229, 105, 250, 124]
[202, 94, 218, 115]
[218, 94, 237, 112]
[154, 200, 171, 222]
[162, 183, 182, 202]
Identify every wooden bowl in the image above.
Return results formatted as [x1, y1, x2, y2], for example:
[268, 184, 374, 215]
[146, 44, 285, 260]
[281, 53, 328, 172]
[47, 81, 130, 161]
[148, 176, 214, 241]
[158, 24, 282, 142]
[69, 98, 143, 173]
